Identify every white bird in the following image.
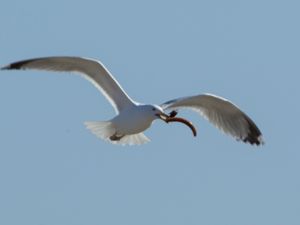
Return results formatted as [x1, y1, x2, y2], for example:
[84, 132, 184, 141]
[1, 56, 264, 146]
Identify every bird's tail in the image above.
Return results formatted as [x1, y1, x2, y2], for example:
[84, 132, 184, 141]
[84, 121, 116, 141]
[116, 133, 150, 145]
[84, 121, 150, 145]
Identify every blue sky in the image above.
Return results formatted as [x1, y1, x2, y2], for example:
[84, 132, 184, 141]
[0, 0, 299, 224]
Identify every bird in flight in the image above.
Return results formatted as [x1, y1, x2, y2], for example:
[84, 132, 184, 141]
[1, 56, 264, 146]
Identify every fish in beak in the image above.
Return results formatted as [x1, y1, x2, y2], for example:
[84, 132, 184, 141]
[156, 112, 197, 137]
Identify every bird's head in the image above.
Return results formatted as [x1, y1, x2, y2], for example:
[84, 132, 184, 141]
[141, 104, 169, 120]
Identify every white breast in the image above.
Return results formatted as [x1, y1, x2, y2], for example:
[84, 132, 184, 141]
[111, 105, 154, 135]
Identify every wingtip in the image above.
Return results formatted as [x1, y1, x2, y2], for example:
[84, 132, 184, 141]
[242, 115, 264, 146]
[1, 59, 36, 70]
[1, 62, 24, 70]
[258, 135, 265, 146]
[0, 64, 11, 70]
[1, 63, 21, 70]
[243, 134, 265, 146]
[242, 128, 265, 146]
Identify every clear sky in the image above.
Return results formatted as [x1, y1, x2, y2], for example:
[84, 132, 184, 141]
[0, 0, 299, 225]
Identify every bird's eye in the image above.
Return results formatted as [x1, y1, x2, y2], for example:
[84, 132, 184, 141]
[152, 107, 156, 111]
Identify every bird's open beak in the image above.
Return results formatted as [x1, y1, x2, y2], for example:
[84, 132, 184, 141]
[156, 113, 170, 121]
[156, 113, 197, 137]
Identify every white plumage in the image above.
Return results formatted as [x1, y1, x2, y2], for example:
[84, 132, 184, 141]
[1, 56, 264, 146]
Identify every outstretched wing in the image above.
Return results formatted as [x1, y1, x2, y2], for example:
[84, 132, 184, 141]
[161, 93, 264, 145]
[1, 56, 135, 113]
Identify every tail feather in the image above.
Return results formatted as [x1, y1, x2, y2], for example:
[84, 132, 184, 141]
[118, 133, 150, 145]
[84, 121, 150, 145]
[84, 121, 115, 141]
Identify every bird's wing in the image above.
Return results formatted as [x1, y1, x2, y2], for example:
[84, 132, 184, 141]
[161, 93, 264, 145]
[1, 56, 135, 113]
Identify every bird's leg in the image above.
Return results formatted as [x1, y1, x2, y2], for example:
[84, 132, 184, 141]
[169, 110, 178, 118]
[110, 133, 125, 141]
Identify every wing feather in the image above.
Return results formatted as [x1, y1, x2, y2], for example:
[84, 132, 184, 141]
[161, 94, 264, 145]
[1, 56, 135, 113]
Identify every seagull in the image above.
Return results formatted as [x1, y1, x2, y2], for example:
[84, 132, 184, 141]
[1, 56, 264, 146]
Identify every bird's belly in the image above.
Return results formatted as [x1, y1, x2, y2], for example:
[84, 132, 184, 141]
[112, 115, 152, 135]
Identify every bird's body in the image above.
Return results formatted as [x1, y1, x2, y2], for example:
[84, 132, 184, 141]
[1, 56, 264, 146]
[111, 104, 160, 135]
